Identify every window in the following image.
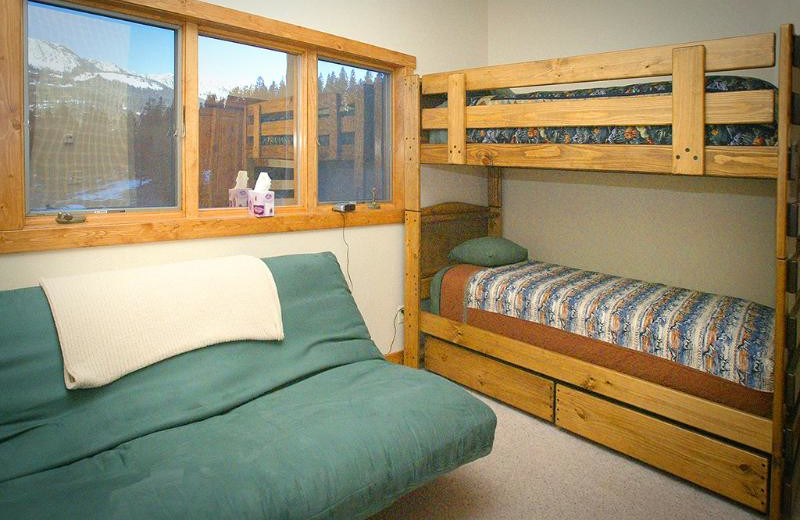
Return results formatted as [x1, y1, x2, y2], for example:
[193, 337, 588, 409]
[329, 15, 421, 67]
[25, 1, 180, 214]
[2, 0, 414, 253]
[198, 36, 300, 208]
[316, 59, 391, 204]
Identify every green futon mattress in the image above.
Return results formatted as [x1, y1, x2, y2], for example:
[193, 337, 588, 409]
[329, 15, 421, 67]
[0, 252, 496, 520]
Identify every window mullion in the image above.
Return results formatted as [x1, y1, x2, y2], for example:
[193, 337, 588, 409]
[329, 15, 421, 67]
[306, 51, 319, 213]
[183, 21, 199, 218]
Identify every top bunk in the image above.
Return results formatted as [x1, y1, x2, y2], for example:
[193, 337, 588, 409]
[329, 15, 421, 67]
[418, 26, 799, 179]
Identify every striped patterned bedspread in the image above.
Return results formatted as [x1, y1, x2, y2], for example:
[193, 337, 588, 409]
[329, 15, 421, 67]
[465, 261, 775, 392]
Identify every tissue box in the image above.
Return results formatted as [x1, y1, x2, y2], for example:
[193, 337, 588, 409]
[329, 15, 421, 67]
[228, 188, 250, 208]
[248, 190, 275, 217]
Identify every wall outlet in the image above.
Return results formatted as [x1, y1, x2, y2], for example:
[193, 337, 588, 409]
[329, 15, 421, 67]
[396, 305, 404, 322]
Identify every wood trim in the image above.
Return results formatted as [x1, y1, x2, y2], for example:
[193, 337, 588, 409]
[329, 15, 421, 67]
[404, 210, 421, 368]
[0, 0, 24, 231]
[420, 143, 778, 178]
[100, 0, 415, 69]
[403, 74, 421, 211]
[420, 90, 775, 129]
[183, 22, 200, 218]
[556, 385, 768, 512]
[427, 337, 554, 421]
[0, 208, 403, 254]
[420, 311, 773, 452]
[384, 350, 404, 364]
[421, 32, 774, 94]
[671, 45, 705, 175]
[447, 73, 466, 164]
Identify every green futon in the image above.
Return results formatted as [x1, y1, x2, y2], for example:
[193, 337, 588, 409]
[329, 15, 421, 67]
[0, 252, 496, 519]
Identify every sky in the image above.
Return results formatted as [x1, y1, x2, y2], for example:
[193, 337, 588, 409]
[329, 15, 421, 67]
[27, 1, 387, 98]
[28, 1, 175, 76]
[198, 36, 291, 98]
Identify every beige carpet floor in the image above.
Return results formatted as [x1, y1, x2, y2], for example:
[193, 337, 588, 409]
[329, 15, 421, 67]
[371, 392, 785, 520]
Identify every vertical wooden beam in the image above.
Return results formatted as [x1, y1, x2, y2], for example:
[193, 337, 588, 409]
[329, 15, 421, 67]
[0, 0, 25, 230]
[183, 22, 200, 217]
[403, 73, 421, 368]
[671, 45, 705, 175]
[390, 68, 409, 212]
[777, 25, 794, 261]
[771, 23, 795, 520]
[487, 166, 502, 237]
[404, 75, 420, 211]
[404, 210, 421, 368]
[447, 73, 466, 165]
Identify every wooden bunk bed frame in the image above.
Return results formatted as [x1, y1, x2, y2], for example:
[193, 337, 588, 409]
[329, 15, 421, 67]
[402, 25, 800, 517]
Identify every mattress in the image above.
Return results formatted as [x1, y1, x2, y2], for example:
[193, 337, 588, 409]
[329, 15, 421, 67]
[0, 253, 496, 520]
[435, 262, 775, 417]
[424, 75, 777, 146]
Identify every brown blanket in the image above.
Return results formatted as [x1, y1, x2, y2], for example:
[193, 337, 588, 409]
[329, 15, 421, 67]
[440, 264, 772, 418]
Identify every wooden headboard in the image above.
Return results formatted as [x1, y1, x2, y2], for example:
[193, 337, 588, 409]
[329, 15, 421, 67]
[420, 202, 491, 299]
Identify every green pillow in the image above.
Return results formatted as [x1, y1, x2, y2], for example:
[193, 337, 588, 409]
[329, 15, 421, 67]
[448, 237, 528, 267]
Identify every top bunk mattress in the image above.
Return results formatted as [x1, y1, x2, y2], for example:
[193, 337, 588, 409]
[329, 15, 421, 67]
[435, 260, 775, 396]
[423, 75, 777, 147]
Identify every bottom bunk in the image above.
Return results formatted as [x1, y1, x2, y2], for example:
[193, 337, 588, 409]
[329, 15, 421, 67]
[416, 202, 777, 513]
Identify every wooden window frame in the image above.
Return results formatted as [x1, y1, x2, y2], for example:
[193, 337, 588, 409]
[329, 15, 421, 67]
[0, 0, 416, 254]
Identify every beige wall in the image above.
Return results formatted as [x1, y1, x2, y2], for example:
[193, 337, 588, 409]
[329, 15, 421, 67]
[488, 0, 800, 306]
[0, 0, 490, 352]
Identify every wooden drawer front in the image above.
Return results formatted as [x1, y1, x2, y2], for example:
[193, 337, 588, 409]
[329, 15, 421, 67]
[426, 337, 554, 421]
[555, 385, 768, 512]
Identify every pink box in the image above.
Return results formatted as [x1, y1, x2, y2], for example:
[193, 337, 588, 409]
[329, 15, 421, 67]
[248, 190, 275, 217]
[228, 188, 250, 208]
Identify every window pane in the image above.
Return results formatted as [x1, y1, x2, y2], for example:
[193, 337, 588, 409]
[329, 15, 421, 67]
[198, 36, 299, 209]
[317, 60, 391, 204]
[25, 1, 179, 214]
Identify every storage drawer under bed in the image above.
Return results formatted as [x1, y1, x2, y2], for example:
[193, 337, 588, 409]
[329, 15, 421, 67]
[425, 337, 554, 421]
[554, 384, 769, 512]
[423, 336, 770, 513]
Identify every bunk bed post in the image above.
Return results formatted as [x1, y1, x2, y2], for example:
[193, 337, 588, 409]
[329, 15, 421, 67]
[772, 23, 794, 520]
[487, 167, 502, 236]
[671, 45, 706, 175]
[447, 73, 466, 165]
[403, 73, 422, 368]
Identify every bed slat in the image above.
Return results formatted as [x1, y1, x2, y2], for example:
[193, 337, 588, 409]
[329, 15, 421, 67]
[421, 90, 775, 129]
[421, 33, 774, 94]
[420, 143, 778, 178]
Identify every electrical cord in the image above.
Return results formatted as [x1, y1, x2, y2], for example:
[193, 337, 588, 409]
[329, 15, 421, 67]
[388, 306, 403, 354]
[339, 212, 353, 290]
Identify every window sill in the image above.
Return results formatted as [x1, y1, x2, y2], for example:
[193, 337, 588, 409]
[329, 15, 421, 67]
[0, 207, 403, 254]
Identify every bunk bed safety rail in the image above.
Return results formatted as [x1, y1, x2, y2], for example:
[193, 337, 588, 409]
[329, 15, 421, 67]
[421, 32, 780, 178]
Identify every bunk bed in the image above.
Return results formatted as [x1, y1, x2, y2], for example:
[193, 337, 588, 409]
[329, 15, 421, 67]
[402, 25, 800, 518]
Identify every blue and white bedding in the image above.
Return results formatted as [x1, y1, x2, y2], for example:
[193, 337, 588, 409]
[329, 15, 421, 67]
[465, 261, 775, 391]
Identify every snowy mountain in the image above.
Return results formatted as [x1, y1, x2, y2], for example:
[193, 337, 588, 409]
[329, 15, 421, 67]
[27, 38, 81, 74]
[28, 38, 174, 94]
